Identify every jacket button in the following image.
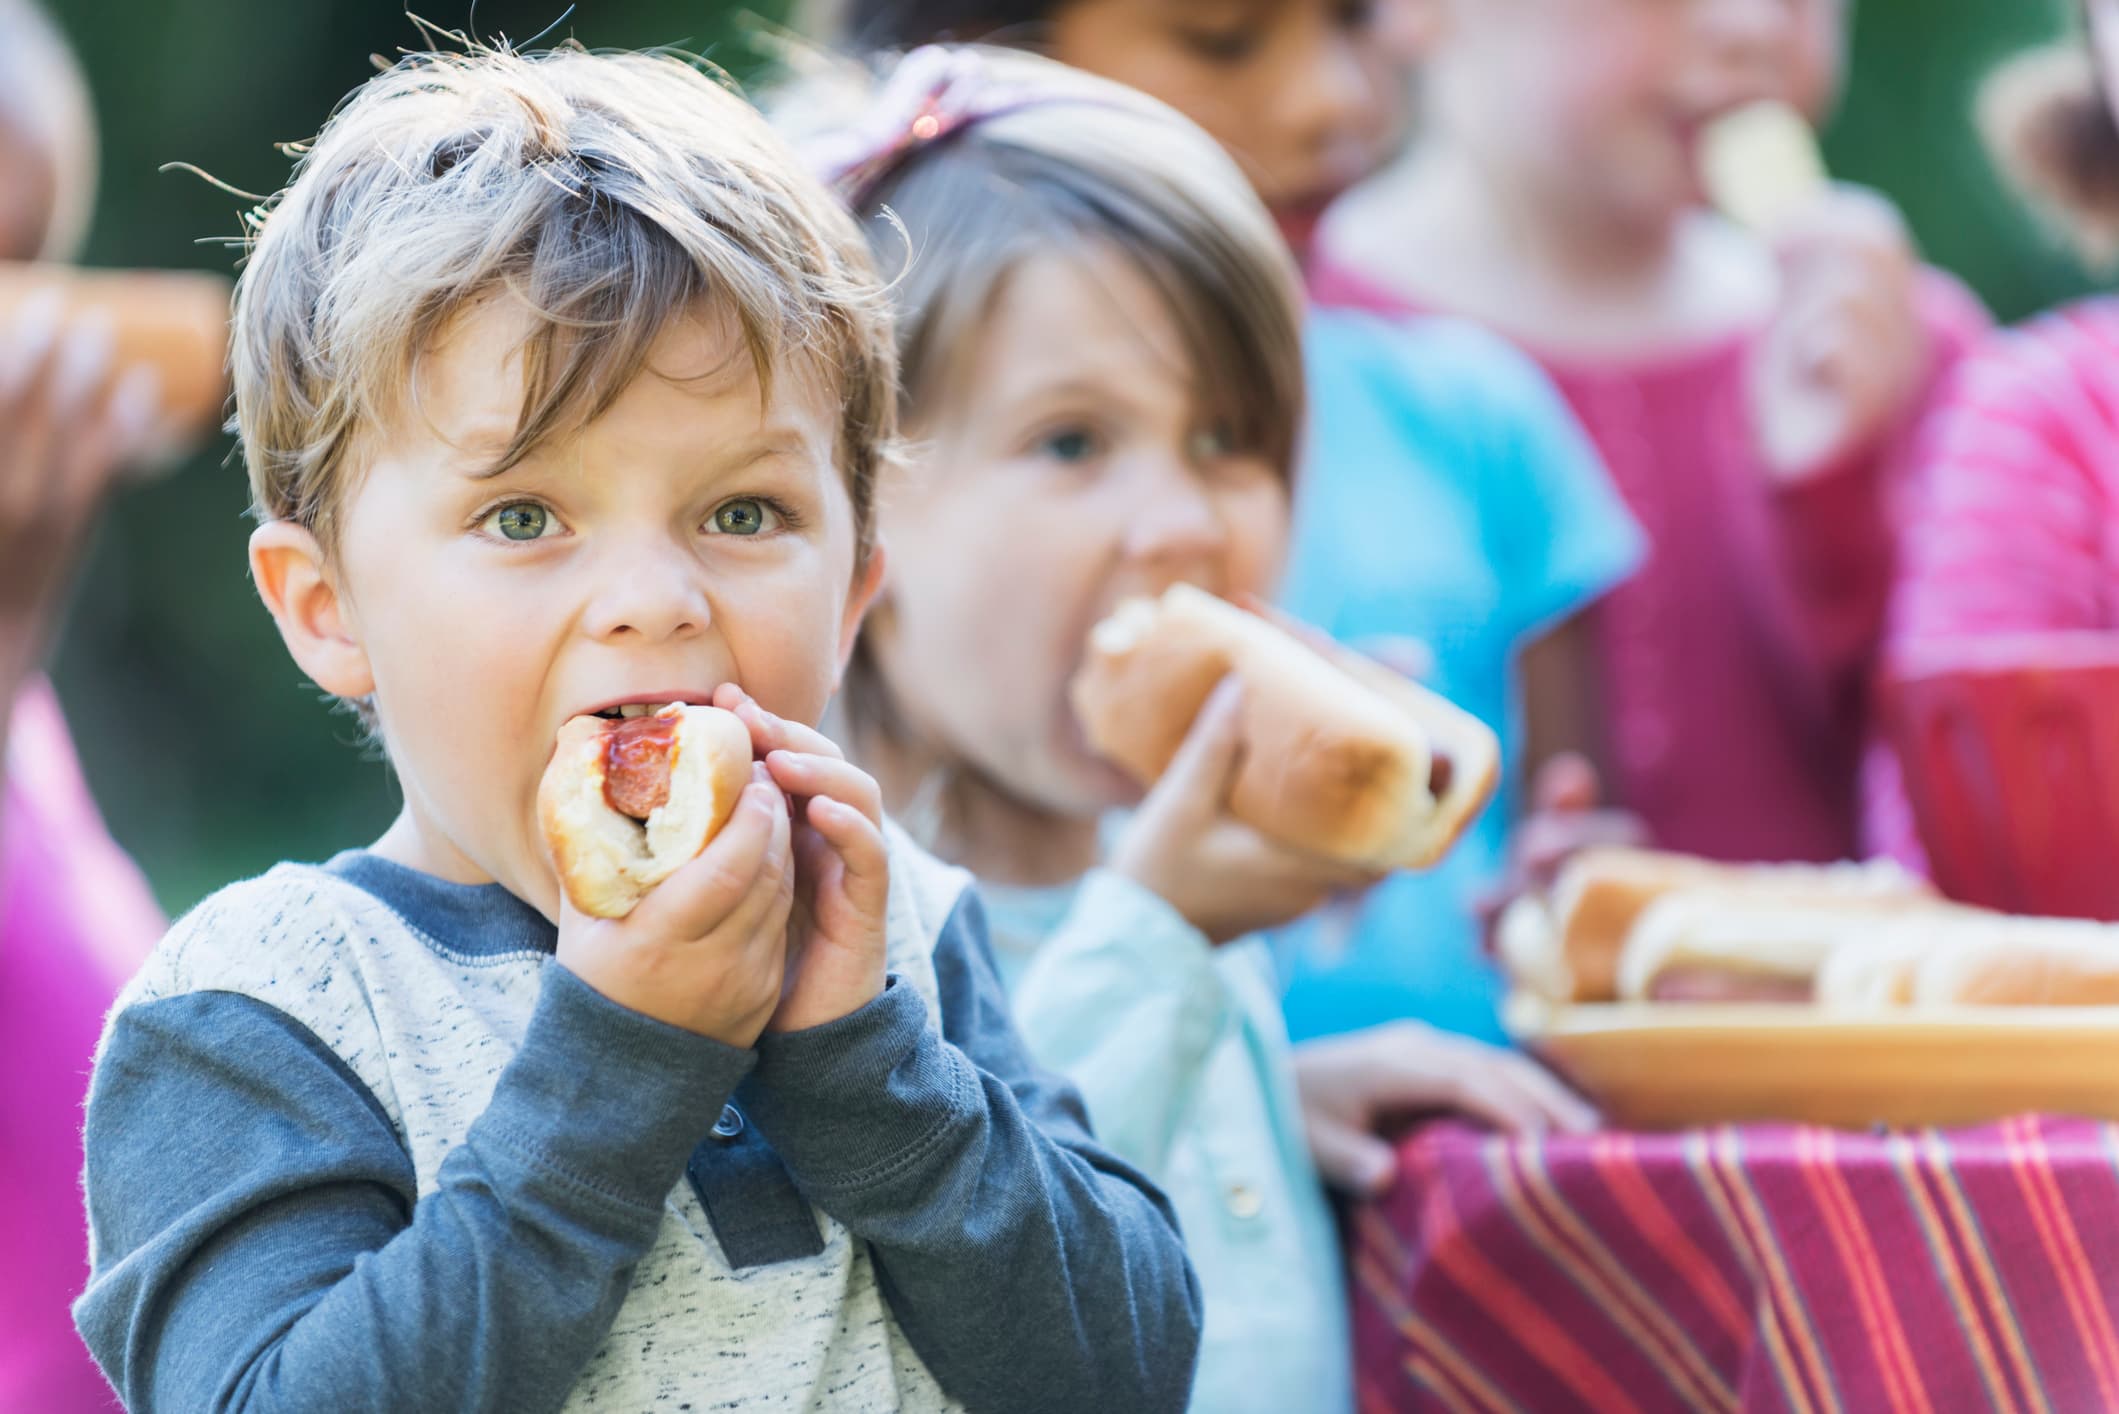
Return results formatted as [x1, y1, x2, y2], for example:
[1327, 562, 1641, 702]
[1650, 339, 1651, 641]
[1225, 1182, 1264, 1219]
[711, 1105, 745, 1141]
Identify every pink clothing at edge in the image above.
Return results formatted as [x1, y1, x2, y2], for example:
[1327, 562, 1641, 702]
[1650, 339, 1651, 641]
[1865, 298, 2119, 868]
[2, 680, 162, 1413]
[1310, 257, 1989, 863]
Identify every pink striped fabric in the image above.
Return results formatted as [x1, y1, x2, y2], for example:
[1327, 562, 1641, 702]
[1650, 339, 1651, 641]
[1866, 298, 2119, 867]
[1352, 1119, 2119, 1413]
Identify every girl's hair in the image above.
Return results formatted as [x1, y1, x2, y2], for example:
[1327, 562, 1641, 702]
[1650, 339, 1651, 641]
[777, 45, 1305, 477]
[1980, 13, 2119, 264]
[830, 0, 1051, 51]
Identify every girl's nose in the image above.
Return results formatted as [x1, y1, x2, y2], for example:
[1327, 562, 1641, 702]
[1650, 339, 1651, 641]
[1120, 456, 1230, 573]
[1692, 0, 1794, 97]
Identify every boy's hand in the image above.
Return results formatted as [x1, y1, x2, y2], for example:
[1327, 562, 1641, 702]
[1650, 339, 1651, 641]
[1110, 676, 1383, 944]
[555, 765, 795, 1048]
[1749, 184, 1929, 482]
[716, 685, 890, 1033]
[1293, 1022, 1598, 1196]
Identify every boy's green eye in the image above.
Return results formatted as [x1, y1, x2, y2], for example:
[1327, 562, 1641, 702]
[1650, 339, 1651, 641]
[490, 503, 553, 541]
[709, 498, 776, 535]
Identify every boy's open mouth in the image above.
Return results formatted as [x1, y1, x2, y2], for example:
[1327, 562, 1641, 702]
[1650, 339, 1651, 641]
[593, 702, 675, 720]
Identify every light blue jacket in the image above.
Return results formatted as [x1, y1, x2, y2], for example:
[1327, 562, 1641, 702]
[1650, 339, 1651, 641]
[983, 869, 1352, 1414]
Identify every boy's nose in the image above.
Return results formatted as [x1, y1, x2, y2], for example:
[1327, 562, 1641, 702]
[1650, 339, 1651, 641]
[581, 548, 711, 644]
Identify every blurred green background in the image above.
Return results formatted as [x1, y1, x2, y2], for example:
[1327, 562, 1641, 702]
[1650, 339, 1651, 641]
[36, 0, 2102, 916]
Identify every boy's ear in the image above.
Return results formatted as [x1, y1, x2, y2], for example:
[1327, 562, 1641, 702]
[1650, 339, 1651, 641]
[249, 521, 376, 701]
[834, 537, 889, 685]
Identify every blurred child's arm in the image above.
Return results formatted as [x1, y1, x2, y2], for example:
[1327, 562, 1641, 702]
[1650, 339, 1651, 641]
[1748, 216, 1993, 699]
[75, 967, 754, 1413]
[740, 888, 1204, 1414]
[0, 297, 163, 760]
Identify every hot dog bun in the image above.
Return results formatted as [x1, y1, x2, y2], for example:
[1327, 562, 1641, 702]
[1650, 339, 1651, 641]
[1515, 848, 1933, 1002]
[0, 262, 232, 439]
[1070, 584, 1499, 871]
[1700, 100, 1828, 231]
[1903, 916, 2119, 1007]
[538, 704, 754, 919]
[1615, 895, 1898, 1003]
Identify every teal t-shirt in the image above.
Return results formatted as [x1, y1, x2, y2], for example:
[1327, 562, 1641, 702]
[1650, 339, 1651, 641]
[1275, 310, 1643, 1045]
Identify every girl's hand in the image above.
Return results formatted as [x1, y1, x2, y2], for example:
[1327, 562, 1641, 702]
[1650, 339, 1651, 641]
[1476, 753, 1648, 948]
[716, 685, 891, 1033]
[1749, 184, 1930, 482]
[0, 293, 164, 704]
[1109, 676, 1383, 944]
[1294, 1021, 1598, 1196]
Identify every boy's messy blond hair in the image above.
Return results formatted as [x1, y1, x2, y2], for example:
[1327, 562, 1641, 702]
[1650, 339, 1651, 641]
[233, 40, 898, 554]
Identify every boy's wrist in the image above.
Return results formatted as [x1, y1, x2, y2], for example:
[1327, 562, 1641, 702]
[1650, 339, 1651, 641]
[746, 979, 964, 1196]
[483, 964, 758, 1213]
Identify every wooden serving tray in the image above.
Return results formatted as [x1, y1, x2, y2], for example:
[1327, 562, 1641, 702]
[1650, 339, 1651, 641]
[1507, 995, 2119, 1130]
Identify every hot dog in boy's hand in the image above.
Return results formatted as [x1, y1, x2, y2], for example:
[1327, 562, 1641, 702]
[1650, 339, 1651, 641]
[1071, 584, 1500, 872]
[538, 703, 755, 918]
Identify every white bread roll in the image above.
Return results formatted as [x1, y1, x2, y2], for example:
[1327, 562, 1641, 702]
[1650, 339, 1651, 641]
[1531, 848, 1933, 1002]
[538, 704, 754, 919]
[1700, 100, 1827, 231]
[1906, 916, 2119, 1007]
[0, 262, 231, 437]
[1813, 933, 1939, 1009]
[1615, 895, 1887, 1003]
[1070, 584, 1499, 871]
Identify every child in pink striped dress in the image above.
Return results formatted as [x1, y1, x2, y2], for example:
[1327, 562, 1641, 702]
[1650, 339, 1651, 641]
[1866, 0, 2119, 865]
[1313, 0, 1989, 865]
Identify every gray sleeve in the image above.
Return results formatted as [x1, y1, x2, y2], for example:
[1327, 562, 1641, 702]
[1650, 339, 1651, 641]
[742, 890, 1204, 1414]
[74, 966, 752, 1414]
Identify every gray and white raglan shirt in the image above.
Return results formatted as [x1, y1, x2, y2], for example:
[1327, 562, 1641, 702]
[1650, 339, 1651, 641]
[73, 822, 1203, 1413]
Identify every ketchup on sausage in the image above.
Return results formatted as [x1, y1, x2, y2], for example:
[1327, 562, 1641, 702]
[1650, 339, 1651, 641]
[603, 716, 677, 821]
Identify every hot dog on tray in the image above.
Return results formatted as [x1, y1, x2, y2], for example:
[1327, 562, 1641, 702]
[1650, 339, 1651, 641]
[1069, 584, 1499, 872]
[539, 703, 754, 919]
[1499, 847, 1934, 1004]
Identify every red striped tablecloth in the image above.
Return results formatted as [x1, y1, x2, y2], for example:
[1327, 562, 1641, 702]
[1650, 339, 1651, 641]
[1351, 1117, 2119, 1414]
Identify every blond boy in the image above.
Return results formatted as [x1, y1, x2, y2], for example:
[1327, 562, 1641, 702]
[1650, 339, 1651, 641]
[72, 45, 1200, 1412]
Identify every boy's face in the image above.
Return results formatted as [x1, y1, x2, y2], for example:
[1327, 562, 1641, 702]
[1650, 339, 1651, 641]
[260, 296, 877, 915]
[1048, 0, 1400, 254]
[870, 245, 1287, 819]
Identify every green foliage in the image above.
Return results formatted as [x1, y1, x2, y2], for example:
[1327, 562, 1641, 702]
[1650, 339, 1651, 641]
[33, 0, 2104, 915]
